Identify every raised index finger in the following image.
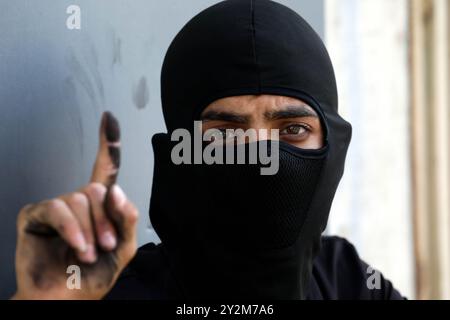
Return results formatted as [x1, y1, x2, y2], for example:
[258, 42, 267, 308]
[90, 111, 121, 188]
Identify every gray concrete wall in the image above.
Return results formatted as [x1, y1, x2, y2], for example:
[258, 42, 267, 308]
[0, 0, 323, 298]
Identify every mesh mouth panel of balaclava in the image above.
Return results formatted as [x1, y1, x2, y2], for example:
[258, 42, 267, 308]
[197, 141, 327, 251]
[152, 138, 327, 251]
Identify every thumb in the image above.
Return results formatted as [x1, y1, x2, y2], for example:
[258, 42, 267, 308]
[106, 185, 139, 252]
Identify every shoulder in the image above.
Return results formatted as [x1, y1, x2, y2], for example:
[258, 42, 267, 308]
[105, 242, 173, 300]
[308, 236, 405, 300]
[106, 237, 405, 300]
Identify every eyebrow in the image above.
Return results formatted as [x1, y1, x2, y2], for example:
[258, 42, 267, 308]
[200, 105, 318, 124]
[201, 111, 250, 124]
[264, 105, 318, 120]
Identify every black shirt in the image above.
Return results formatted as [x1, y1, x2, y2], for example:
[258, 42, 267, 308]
[105, 236, 405, 300]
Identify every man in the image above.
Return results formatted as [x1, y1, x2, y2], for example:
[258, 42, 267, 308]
[12, 0, 404, 300]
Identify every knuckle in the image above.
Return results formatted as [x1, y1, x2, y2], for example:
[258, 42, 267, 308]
[122, 242, 138, 261]
[86, 182, 107, 200]
[17, 204, 34, 229]
[67, 192, 89, 209]
[129, 209, 139, 224]
[125, 202, 139, 223]
[18, 204, 34, 218]
[45, 198, 66, 213]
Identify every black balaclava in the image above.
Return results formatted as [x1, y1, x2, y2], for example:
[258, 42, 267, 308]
[149, 0, 352, 299]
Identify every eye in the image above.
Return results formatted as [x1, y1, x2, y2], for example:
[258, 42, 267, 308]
[280, 124, 310, 137]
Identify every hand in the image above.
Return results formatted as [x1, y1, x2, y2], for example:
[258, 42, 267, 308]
[13, 112, 138, 300]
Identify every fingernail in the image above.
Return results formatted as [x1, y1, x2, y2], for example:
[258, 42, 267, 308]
[84, 244, 97, 263]
[74, 233, 87, 253]
[111, 185, 126, 208]
[101, 231, 117, 250]
[104, 112, 120, 143]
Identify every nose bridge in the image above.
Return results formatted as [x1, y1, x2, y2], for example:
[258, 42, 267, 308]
[247, 102, 275, 141]
[256, 128, 277, 141]
[242, 127, 278, 143]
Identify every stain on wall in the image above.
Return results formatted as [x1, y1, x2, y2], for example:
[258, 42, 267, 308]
[133, 76, 149, 109]
[66, 49, 101, 110]
[112, 34, 122, 67]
